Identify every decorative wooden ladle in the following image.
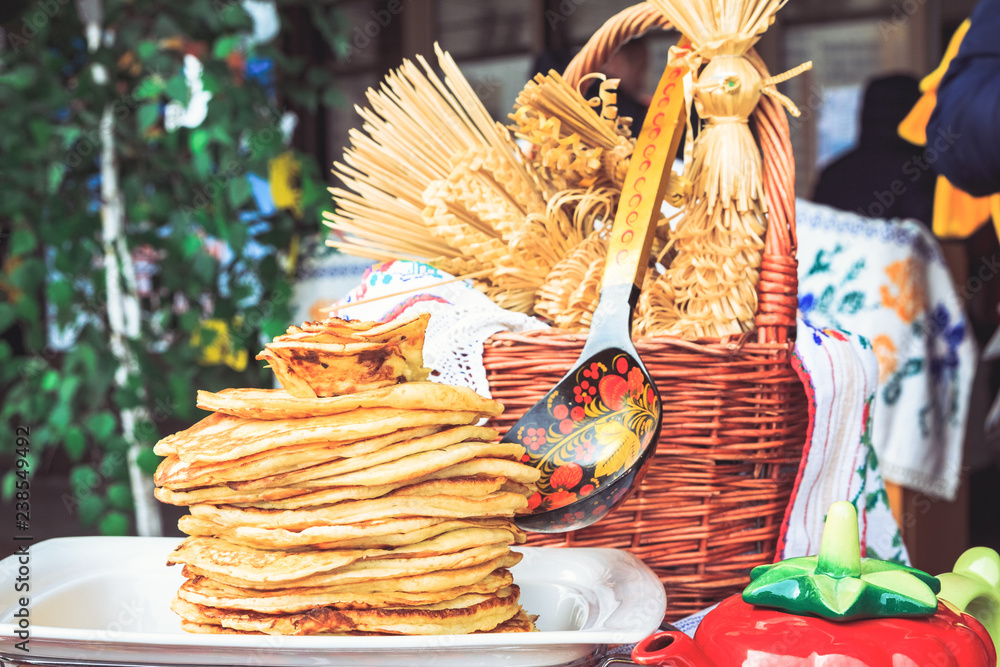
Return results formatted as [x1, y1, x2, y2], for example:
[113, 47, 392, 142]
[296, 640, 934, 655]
[508, 58, 688, 532]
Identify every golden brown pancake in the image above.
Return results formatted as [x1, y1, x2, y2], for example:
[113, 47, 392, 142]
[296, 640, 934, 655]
[167, 527, 520, 583]
[177, 569, 513, 613]
[182, 550, 522, 591]
[188, 491, 527, 530]
[256, 313, 431, 398]
[154, 425, 445, 489]
[155, 408, 486, 463]
[235, 441, 525, 491]
[156, 459, 538, 507]
[240, 475, 510, 510]
[171, 585, 522, 635]
[197, 382, 502, 420]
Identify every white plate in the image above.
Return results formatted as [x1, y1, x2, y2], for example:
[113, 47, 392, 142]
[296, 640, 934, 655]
[0, 537, 665, 666]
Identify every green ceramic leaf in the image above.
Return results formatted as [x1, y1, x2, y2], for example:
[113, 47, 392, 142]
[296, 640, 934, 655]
[860, 557, 941, 592]
[744, 501, 939, 621]
[862, 569, 939, 610]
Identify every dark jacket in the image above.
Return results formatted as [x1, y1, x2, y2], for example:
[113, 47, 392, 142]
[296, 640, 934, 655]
[927, 0, 1000, 197]
[812, 75, 936, 225]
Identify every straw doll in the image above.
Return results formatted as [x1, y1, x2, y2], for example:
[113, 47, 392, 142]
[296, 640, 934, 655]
[638, 0, 810, 338]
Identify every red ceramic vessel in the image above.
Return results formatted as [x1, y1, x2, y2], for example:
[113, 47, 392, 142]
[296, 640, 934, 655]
[632, 596, 997, 667]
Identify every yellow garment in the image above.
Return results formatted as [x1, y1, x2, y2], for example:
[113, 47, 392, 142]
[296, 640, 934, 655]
[190, 318, 248, 372]
[932, 176, 995, 239]
[897, 92, 937, 148]
[898, 20, 969, 146]
[994, 197, 1000, 240]
[898, 19, 1000, 239]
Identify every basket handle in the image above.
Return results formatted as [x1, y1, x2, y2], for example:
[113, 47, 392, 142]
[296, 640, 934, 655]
[563, 2, 799, 344]
[562, 3, 671, 88]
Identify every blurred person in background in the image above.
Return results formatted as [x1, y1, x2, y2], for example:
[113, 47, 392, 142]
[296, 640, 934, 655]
[911, 0, 1000, 355]
[926, 0, 1000, 201]
[917, 0, 1000, 549]
[812, 74, 936, 226]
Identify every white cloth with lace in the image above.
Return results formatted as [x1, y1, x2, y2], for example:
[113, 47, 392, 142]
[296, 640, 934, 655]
[331, 261, 548, 396]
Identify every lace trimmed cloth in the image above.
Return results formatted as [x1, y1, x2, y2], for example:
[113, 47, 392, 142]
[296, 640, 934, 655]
[329, 261, 548, 396]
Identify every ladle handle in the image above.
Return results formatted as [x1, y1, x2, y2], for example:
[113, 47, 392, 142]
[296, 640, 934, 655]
[602, 58, 688, 291]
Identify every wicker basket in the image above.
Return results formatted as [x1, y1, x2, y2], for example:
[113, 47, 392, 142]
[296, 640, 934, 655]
[484, 3, 808, 622]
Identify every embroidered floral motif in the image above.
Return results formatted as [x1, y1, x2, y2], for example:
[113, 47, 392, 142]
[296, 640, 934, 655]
[880, 258, 926, 324]
[795, 201, 972, 503]
[871, 334, 898, 383]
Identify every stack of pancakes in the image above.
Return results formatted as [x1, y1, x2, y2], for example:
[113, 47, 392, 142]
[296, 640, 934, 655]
[153, 313, 540, 635]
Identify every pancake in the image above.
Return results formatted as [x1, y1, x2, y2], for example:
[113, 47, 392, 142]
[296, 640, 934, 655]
[257, 313, 431, 398]
[182, 550, 522, 591]
[156, 459, 538, 507]
[177, 569, 513, 613]
[235, 441, 526, 491]
[155, 485, 309, 506]
[478, 610, 538, 633]
[154, 425, 444, 490]
[240, 475, 510, 510]
[170, 585, 522, 635]
[155, 408, 485, 463]
[167, 527, 520, 583]
[188, 491, 528, 530]
[198, 382, 503, 420]
[176, 515, 525, 551]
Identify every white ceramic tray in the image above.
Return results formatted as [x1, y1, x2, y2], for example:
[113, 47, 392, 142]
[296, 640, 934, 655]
[0, 537, 665, 666]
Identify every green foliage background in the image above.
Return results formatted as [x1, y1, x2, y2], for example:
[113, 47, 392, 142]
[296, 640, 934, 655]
[0, 0, 347, 534]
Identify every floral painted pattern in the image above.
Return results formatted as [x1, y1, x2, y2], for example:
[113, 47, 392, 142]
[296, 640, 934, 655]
[514, 354, 659, 515]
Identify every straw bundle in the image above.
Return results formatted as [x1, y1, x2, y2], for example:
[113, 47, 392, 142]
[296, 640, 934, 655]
[326, 2, 810, 339]
[637, 0, 800, 338]
[510, 71, 634, 190]
[325, 45, 622, 313]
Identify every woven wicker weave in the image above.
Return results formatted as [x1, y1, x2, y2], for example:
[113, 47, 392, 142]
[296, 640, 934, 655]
[484, 2, 807, 621]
